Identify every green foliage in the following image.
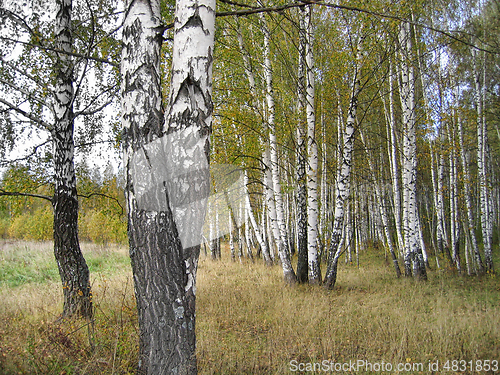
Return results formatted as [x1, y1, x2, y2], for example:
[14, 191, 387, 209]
[0, 162, 127, 245]
[80, 209, 127, 245]
[7, 206, 53, 241]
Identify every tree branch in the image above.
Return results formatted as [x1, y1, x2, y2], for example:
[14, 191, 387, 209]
[210, 0, 498, 54]
[0, 36, 120, 68]
[0, 189, 53, 203]
[0, 97, 52, 129]
[0, 139, 52, 168]
[78, 192, 124, 215]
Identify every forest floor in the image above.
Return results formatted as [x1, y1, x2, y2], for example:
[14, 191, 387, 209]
[0, 240, 499, 374]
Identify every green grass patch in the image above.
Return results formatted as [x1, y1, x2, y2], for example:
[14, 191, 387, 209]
[0, 241, 131, 288]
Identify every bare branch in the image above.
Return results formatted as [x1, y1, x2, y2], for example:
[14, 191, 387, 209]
[78, 192, 124, 215]
[0, 139, 52, 167]
[0, 36, 119, 67]
[0, 77, 51, 113]
[0, 189, 53, 203]
[0, 97, 52, 129]
[210, 0, 498, 55]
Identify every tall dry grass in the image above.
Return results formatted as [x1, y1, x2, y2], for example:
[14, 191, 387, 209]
[0, 240, 498, 374]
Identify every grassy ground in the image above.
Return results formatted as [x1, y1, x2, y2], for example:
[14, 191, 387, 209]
[0, 240, 499, 374]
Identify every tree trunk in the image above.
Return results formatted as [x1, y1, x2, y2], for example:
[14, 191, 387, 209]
[53, 0, 92, 319]
[474, 49, 494, 273]
[323, 33, 363, 289]
[304, 5, 321, 284]
[458, 116, 484, 275]
[121, 0, 214, 373]
[359, 129, 401, 277]
[295, 5, 308, 283]
[262, 14, 296, 284]
[264, 148, 296, 283]
[398, 21, 427, 280]
[448, 119, 461, 272]
[383, 61, 404, 257]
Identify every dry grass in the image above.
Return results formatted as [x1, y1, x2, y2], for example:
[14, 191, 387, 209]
[0, 240, 499, 374]
[196, 256, 500, 374]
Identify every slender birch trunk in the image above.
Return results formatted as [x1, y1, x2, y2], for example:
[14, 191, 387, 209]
[262, 15, 291, 259]
[229, 210, 235, 261]
[262, 14, 296, 284]
[304, 5, 321, 284]
[398, 21, 426, 279]
[448, 119, 461, 272]
[264, 148, 296, 283]
[385, 61, 404, 256]
[323, 34, 363, 289]
[244, 171, 272, 265]
[430, 142, 447, 262]
[474, 49, 494, 273]
[295, 5, 308, 283]
[359, 130, 401, 277]
[458, 116, 484, 275]
[122, 0, 215, 372]
[53, 0, 92, 319]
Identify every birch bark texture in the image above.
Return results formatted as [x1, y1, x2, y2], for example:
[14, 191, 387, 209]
[323, 33, 363, 289]
[473, 49, 494, 273]
[304, 5, 321, 284]
[398, 21, 427, 279]
[121, 0, 214, 373]
[262, 13, 296, 284]
[295, 5, 308, 283]
[52, 0, 92, 319]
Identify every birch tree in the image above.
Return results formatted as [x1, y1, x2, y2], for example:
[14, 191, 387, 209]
[458, 114, 484, 275]
[473, 49, 494, 273]
[398, 20, 427, 279]
[295, 5, 308, 283]
[52, 0, 92, 319]
[323, 31, 364, 289]
[304, 4, 321, 284]
[262, 13, 296, 284]
[121, 0, 214, 373]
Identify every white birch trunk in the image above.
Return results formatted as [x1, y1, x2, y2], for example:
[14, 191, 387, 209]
[244, 171, 272, 265]
[385, 61, 404, 256]
[304, 5, 321, 284]
[229, 209, 235, 261]
[52, 0, 92, 319]
[398, 21, 426, 279]
[359, 129, 401, 277]
[448, 120, 461, 272]
[295, 5, 308, 283]
[263, 16, 290, 257]
[323, 34, 363, 289]
[121, 0, 215, 372]
[474, 49, 494, 272]
[264, 147, 296, 283]
[458, 116, 484, 274]
[262, 14, 296, 283]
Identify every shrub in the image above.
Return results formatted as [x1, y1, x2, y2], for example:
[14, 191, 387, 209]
[80, 209, 127, 245]
[7, 207, 53, 241]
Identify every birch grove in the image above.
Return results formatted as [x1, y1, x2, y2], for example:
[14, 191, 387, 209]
[3, 3, 500, 370]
